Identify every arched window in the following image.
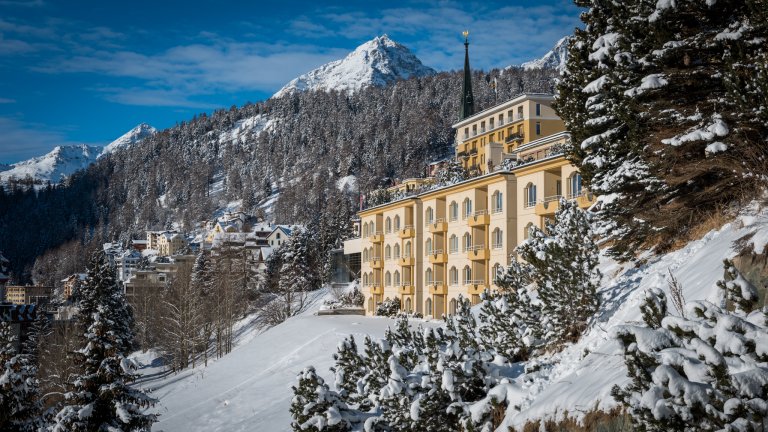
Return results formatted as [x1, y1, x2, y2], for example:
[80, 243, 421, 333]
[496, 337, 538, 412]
[369, 221, 375, 234]
[363, 273, 368, 285]
[525, 183, 537, 207]
[462, 198, 472, 218]
[425, 238, 433, 255]
[385, 217, 392, 233]
[449, 234, 458, 254]
[463, 266, 472, 284]
[363, 223, 369, 237]
[425, 298, 433, 316]
[493, 263, 503, 282]
[463, 232, 472, 251]
[426, 268, 433, 284]
[569, 173, 583, 198]
[449, 298, 458, 315]
[426, 207, 434, 224]
[385, 271, 391, 286]
[394, 243, 400, 259]
[405, 241, 412, 257]
[450, 267, 458, 286]
[368, 298, 374, 313]
[405, 297, 412, 313]
[394, 215, 401, 230]
[492, 191, 503, 213]
[449, 201, 459, 221]
[524, 222, 535, 240]
[394, 270, 400, 286]
[492, 228, 503, 249]
[385, 245, 392, 260]
[363, 248, 369, 262]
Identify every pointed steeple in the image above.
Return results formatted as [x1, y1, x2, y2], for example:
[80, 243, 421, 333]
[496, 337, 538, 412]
[459, 30, 475, 121]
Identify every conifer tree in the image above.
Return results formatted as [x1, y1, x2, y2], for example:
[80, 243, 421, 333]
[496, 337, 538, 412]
[331, 336, 366, 404]
[51, 251, 157, 432]
[290, 366, 351, 432]
[0, 322, 41, 432]
[517, 199, 600, 345]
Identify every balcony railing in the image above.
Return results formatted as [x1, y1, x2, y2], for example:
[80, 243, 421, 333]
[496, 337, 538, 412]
[474, 210, 487, 217]
[468, 148, 478, 155]
[467, 279, 486, 285]
[468, 244, 485, 251]
[505, 133, 524, 143]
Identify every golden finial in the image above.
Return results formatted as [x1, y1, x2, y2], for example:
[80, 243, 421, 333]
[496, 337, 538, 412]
[462, 30, 469, 43]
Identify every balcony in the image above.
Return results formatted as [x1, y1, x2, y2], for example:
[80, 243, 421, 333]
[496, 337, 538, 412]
[457, 151, 469, 159]
[505, 132, 524, 143]
[428, 281, 447, 295]
[399, 255, 415, 267]
[535, 196, 561, 216]
[364, 282, 383, 295]
[468, 148, 478, 156]
[368, 231, 384, 243]
[468, 210, 490, 227]
[427, 219, 447, 233]
[428, 250, 447, 264]
[466, 245, 489, 261]
[574, 192, 597, 209]
[398, 284, 414, 295]
[465, 280, 488, 295]
[398, 225, 415, 239]
[369, 257, 384, 269]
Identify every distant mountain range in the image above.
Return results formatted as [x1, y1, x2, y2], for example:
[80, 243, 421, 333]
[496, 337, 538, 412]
[520, 36, 570, 72]
[0, 123, 156, 184]
[272, 35, 436, 98]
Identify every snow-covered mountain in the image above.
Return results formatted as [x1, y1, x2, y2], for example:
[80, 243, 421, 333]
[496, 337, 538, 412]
[0, 123, 156, 184]
[100, 123, 157, 157]
[521, 36, 570, 72]
[272, 35, 435, 98]
[0, 144, 102, 184]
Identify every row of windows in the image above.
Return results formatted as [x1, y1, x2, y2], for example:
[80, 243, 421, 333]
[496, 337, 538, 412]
[523, 173, 583, 208]
[462, 105, 542, 140]
[425, 191, 504, 225]
[424, 263, 505, 285]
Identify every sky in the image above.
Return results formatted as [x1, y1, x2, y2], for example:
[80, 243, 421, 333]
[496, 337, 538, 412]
[0, 0, 582, 163]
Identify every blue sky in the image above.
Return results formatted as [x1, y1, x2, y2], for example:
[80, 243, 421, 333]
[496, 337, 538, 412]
[0, 0, 581, 163]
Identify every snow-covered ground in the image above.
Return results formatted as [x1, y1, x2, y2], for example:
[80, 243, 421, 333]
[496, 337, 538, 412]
[139, 207, 767, 431]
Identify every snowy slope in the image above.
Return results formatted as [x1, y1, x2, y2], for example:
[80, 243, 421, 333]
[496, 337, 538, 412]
[139, 207, 767, 431]
[0, 144, 102, 184]
[520, 36, 570, 72]
[100, 123, 157, 156]
[273, 35, 435, 98]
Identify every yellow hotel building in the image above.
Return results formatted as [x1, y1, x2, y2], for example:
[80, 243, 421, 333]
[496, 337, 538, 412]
[349, 38, 595, 317]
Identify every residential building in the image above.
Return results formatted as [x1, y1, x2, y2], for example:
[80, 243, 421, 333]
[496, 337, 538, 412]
[116, 249, 143, 281]
[268, 225, 293, 247]
[157, 232, 187, 256]
[61, 273, 86, 300]
[349, 36, 595, 317]
[5, 285, 54, 305]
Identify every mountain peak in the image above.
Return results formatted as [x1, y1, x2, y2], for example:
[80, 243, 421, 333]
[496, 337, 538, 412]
[0, 143, 102, 184]
[272, 35, 435, 98]
[101, 123, 157, 157]
[520, 36, 571, 72]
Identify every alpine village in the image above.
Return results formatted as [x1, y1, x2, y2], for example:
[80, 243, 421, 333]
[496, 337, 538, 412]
[0, 1, 767, 431]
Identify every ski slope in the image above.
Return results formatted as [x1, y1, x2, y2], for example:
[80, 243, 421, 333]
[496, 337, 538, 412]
[139, 206, 768, 431]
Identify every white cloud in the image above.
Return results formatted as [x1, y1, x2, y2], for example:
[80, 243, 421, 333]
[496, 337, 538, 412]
[0, 97, 15, 103]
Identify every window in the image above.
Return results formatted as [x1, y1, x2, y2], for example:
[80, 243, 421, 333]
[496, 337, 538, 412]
[536, 103, 541, 116]
[450, 267, 458, 286]
[517, 106, 523, 119]
[449, 202, 458, 221]
[498, 113, 504, 125]
[394, 271, 401, 286]
[507, 110, 513, 121]
[363, 248, 369, 262]
[569, 173, 583, 198]
[525, 183, 537, 207]
[385, 245, 391, 260]
[363, 273, 368, 285]
[556, 180, 562, 198]
[463, 232, 472, 251]
[426, 298, 433, 316]
[277, 233, 281, 239]
[463, 198, 472, 218]
[524, 222, 535, 240]
[425, 238, 433, 256]
[426, 207, 434, 225]
[493, 264, 503, 282]
[449, 298, 457, 315]
[394, 243, 400, 259]
[394, 215, 401, 230]
[464, 127, 469, 140]
[492, 191, 503, 213]
[405, 297, 412, 313]
[463, 266, 472, 284]
[368, 298, 374, 313]
[472, 125, 477, 136]
[362, 223, 368, 237]
[405, 241, 412, 257]
[449, 235, 458, 254]
[385, 271, 391, 286]
[385, 217, 392, 233]
[492, 228, 503, 249]
[426, 268, 433, 284]
[480, 121, 486, 133]
[536, 122, 541, 135]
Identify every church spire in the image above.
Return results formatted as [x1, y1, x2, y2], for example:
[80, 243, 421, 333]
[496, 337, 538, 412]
[459, 30, 475, 121]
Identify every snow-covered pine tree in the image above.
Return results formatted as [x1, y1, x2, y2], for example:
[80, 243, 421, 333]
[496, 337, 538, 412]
[612, 262, 768, 431]
[517, 198, 601, 346]
[717, 259, 759, 315]
[0, 322, 41, 432]
[434, 159, 468, 186]
[51, 250, 157, 432]
[558, 0, 768, 258]
[331, 336, 366, 405]
[639, 287, 667, 330]
[290, 366, 351, 432]
[359, 336, 391, 411]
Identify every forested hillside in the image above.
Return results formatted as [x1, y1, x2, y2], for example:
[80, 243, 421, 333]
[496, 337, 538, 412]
[0, 67, 557, 282]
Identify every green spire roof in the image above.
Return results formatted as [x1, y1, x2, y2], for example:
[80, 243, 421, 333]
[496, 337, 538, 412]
[459, 32, 475, 121]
